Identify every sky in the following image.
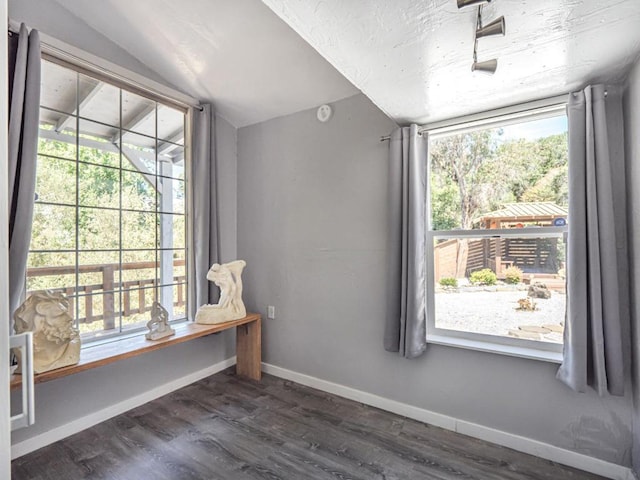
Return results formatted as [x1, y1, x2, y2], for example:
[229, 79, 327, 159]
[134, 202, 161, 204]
[499, 115, 568, 141]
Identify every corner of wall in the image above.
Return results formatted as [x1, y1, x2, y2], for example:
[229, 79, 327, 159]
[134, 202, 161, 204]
[623, 55, 640, 478]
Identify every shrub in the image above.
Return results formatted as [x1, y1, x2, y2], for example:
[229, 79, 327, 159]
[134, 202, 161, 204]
[470, 268, 497, 286]
[503, 265, 523, 284]
[439, 277, 458, 287]
[516, 297, 537, 311]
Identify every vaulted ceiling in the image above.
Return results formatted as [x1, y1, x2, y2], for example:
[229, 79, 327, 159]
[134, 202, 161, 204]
[40, 0, 640, 127]
[49, 0, 359, 127]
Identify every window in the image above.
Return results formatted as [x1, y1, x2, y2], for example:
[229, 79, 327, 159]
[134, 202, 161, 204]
[27, 58, 189, 343]
[426, 104, 568, 357]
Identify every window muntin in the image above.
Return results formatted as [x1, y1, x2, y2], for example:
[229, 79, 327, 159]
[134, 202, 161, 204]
[426, 107, 568, 352]
[28, 59, 188, 343]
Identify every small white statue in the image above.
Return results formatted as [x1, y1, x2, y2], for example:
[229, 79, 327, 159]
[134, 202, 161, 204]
[195, 260, 247, 324]
[146, 301, 175, 340]
[13, 290, 80, 374]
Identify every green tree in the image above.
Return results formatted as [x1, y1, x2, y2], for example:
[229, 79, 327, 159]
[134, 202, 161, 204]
[430, 130, 498, 230]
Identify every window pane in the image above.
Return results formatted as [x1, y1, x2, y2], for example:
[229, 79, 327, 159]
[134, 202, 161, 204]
[158, 178, 184, 214]
[157, 104, 184, 144]
[35, 155, 76, 205]
[121, 250, 157, 284]
[78, 291, 122, 339]
[40, 61, 77, 115]
[120, 131, 157, 175]
[159, 213, 185, 249]
[433, 234, 565, 343]
[38, 110, 77, 160]
[79, 163, 120, 208]
[78, 251, 121, 294]
[158, 154, 184, 180]
[429, 115, 568, 231]
[122, 169, 156, 212]
[31, 204, 76, 250]
[78, 207, 119, 250]
[121, 286, 156, 331]
[78, 75, 120, 126]
[78, 119, 120, 168]
[122, 91, 156, 137]
[171, 283, 187, 321]
[26, 252, 76, 292]
[122, 211, 157, 250]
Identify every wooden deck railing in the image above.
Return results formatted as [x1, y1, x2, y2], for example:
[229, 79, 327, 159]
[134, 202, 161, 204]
[26, 260, 186, 331]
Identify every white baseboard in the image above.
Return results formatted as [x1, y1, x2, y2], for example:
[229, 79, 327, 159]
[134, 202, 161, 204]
[11, 356, 237, 460]
[262, 363, 636, 480]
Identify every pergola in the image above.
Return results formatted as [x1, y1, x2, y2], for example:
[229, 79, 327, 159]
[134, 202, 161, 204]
[476, 202, 568, 229]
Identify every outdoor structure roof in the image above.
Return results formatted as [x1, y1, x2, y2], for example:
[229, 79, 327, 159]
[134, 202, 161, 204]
[479, 202, 568, 221]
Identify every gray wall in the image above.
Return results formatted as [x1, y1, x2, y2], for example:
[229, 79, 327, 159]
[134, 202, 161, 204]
[624, 56, 640, 476]
[9, 0, 239, 448]
[237, 93, 634, 467]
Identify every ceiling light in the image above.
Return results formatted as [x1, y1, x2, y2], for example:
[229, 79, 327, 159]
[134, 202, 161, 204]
[457, 0, 491, 8]
[468, 3, 505, 75]
[471, 59, 498, 74]
[476, 16, 505, 38]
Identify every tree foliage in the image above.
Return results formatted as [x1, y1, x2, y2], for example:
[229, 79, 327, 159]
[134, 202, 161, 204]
[429, 130, 568, 231]
[28, 134, 186, 325]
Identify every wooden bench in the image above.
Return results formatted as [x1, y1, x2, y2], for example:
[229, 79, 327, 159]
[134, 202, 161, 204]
[10, 313, 262, 390]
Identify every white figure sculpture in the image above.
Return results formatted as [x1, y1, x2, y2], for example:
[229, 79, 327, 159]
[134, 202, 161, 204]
[195, 260, 247, 324]
[146, 301, 175, 340]
[13, 290, 80, 374]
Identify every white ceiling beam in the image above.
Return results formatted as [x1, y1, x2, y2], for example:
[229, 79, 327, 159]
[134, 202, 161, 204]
[110, 103, 156, 143]
[38, 128, 164, 193]
[157, 130, 184, 157]
[55, 81, 102, 133]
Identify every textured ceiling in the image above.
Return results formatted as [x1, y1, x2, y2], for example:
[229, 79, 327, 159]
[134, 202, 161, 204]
[51, 0, 359, 127]
[47, 0, 640, 127]
[262, 0, 640, 125]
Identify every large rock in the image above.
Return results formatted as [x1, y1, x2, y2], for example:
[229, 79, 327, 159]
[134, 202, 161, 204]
[528, 282, 551, 299]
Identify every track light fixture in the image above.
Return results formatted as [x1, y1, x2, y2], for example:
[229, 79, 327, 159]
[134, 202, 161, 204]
[469, 4, 505, 75]
[476, 16, 505, 38]
[471, 59, 498, 74]
[457, 0, 491, 8]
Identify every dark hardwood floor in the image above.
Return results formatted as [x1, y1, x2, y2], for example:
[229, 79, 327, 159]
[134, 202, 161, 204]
[12, 370, 606, 479]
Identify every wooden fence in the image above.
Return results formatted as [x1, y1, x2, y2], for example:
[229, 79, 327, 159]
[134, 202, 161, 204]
[26, 260, 186, 331]
[434, 237, 561, 281]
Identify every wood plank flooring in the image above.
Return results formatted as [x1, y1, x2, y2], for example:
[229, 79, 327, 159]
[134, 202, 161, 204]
[12, 370, 606, 479]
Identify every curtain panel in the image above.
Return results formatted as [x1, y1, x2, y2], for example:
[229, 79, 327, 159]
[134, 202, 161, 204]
[557, 85, 629, 396]
[384, 125, 428, 358]
[189, 104, 221, 319]
[8, 23, 41, 319]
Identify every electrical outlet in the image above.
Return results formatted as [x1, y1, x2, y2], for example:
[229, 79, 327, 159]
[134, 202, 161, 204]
[267, 305, 275, 319]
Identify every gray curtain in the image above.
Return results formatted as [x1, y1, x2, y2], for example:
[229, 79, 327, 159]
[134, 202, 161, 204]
[189, 104, 220, 319]
[8, 24, 41, 318]
[556, 85, 628, 396]
[384, 125, 428, 358]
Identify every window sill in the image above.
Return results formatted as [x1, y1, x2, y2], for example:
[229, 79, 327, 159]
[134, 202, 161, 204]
[427, 334, 563, 363]
[10, 314, 261, 390]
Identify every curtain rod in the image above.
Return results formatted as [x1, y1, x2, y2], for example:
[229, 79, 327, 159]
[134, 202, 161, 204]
[380, 90, 612, 142]
[380, 94, 572, 142]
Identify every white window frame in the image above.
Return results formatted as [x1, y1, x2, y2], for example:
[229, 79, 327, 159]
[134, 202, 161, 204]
[424, 100, 568, 363]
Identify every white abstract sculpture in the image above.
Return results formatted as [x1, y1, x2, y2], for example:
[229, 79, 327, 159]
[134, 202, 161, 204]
[195, 260, 247, 324]
[146, 301, 175, 340]
[13, 290, 80, 374]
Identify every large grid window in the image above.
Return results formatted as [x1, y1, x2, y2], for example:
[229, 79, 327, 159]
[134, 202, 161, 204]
[27, 58, 188, 342]
[426, 104, 568, 354]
